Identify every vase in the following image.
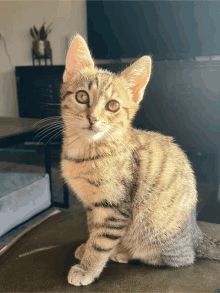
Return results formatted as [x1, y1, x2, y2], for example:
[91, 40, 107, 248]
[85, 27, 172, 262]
[32, 40, 51, 57]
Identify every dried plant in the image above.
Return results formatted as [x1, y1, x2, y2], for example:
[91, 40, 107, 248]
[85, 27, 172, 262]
[30, 21, 53, 41]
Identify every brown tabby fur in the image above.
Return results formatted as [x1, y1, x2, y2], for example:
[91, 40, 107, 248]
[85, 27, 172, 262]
[60, 34, 220, 286]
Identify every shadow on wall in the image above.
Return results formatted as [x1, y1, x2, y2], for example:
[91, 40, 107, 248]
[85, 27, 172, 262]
[88, 1, 220, 60]
[134, 61, 220, 156]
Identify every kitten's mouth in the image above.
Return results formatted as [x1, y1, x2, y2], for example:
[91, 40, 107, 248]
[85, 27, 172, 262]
[82, 126, 95, 132]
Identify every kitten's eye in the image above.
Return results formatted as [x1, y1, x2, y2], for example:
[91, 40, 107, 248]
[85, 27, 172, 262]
[75, 91, 89, 104]
[106, 100, 120, 112]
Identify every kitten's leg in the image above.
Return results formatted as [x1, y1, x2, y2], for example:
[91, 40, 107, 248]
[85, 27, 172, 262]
[161, 222, 195, 267]
[68, 235, 122, 286]
[74, 211, 92, 261]
[75, 243, 86, 260]
[110, 244, 131, 263]
[68, 228, 126, 286]
[74, 210, 94, 261]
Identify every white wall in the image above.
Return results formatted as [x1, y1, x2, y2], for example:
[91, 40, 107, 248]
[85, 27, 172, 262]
[0, 0, 87, 117]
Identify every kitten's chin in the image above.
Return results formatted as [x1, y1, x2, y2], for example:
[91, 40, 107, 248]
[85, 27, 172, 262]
[81, 128, 107, 143]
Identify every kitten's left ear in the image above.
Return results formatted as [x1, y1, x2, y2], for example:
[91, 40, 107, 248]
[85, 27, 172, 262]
[121, 56, 152, 104]
[63, 34, 94, 82]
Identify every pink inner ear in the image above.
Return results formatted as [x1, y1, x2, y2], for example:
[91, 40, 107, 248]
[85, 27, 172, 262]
[121, 56, 151, 103]
[63, 35, 94, 82]
[131, 74, 149, 102]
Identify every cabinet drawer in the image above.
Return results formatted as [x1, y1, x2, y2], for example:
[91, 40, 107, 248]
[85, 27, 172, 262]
[16, 65, 64, 119]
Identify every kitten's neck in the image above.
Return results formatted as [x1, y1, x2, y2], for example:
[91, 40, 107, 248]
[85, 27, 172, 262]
[62, 128, 135, 161]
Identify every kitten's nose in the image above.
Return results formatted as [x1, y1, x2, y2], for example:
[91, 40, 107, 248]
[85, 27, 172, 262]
[87, 115, 98, 124]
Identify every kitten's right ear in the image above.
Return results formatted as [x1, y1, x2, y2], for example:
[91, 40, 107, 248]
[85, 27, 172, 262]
[63, 34, 94, 82]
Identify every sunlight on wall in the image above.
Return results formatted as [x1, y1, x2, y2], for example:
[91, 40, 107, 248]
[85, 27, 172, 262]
[0, 0, 87, 117]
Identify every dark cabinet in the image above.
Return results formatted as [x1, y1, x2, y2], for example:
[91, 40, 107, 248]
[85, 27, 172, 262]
[15, 66, 65, 119]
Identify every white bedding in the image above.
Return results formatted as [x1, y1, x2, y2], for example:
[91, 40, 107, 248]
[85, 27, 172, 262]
[0, 172, 51, 237]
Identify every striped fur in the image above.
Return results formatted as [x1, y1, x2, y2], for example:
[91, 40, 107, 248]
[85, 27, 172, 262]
[60, 34, 220, 286]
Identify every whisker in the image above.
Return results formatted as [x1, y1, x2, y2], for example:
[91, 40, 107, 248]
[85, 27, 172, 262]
[35, 126, 64, 147]
[103, 130, 118, 155]
[34, 123, 64, 141]
[35, 120, 64, 131]
[104, 127, 138, 167]
[39, 102, 61, 106]
[32, 116, 62, 128]
[44, 129, 64, 147]
[34, 120, 64, 134]
[62, 121, 78, 131]
[69, 134, 82, 144]
[109, 127, 139, 166]
[63, 113, 84, 119]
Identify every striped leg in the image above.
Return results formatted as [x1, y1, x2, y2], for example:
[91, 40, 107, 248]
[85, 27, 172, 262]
[68, 229, 124, 286]
[68, 202, 129, 286]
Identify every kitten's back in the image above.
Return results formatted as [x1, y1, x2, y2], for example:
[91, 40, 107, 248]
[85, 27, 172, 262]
[131, 129, 197, 241]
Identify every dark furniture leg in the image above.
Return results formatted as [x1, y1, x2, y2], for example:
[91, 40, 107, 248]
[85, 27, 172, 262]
[43, 142, 69, 209]
[63, 184, 70, 209]
[43, 142, 52, 197]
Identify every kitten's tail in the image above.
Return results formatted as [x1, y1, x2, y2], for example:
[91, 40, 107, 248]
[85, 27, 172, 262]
[196, 231, 220, 261]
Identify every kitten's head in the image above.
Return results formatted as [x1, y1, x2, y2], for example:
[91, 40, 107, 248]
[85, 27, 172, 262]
[61, 34, 151, 143]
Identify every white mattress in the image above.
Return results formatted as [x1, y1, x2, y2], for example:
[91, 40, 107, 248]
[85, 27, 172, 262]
[0, 172, 51, 237]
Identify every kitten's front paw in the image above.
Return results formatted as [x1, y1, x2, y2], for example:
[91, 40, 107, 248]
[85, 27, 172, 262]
[75, 243, 86, 260]
[68, 264, 95, 286]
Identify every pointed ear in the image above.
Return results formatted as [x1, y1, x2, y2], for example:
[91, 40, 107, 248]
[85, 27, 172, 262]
[121, 56, 152, 103]
[63, 34, 94, 82]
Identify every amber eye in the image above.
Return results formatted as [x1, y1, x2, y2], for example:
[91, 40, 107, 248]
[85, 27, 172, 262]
[75, 91, 89, 104]
[106, 100, 120, 112]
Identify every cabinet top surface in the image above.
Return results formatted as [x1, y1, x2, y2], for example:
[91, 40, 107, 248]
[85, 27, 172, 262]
[0, 117, 48, 138]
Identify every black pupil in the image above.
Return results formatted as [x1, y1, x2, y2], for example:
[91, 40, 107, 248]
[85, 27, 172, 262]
[77, 91, 88, 103]
[112, 102, 117, 107]
[109, 101, 118, 110]
[80, 93, 86, 101]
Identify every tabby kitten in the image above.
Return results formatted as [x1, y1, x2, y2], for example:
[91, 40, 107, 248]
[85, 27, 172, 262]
[60, 34, 220, 286]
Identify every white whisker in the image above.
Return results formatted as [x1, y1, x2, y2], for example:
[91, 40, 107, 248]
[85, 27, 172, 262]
[33, 116, 62, 128]
[34, 122, 64, 141]
[44, 129, 64, 147]
[35, 126, 64, 147]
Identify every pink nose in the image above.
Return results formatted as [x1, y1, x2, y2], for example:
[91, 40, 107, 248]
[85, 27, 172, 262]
[87, 115, 98, 124]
